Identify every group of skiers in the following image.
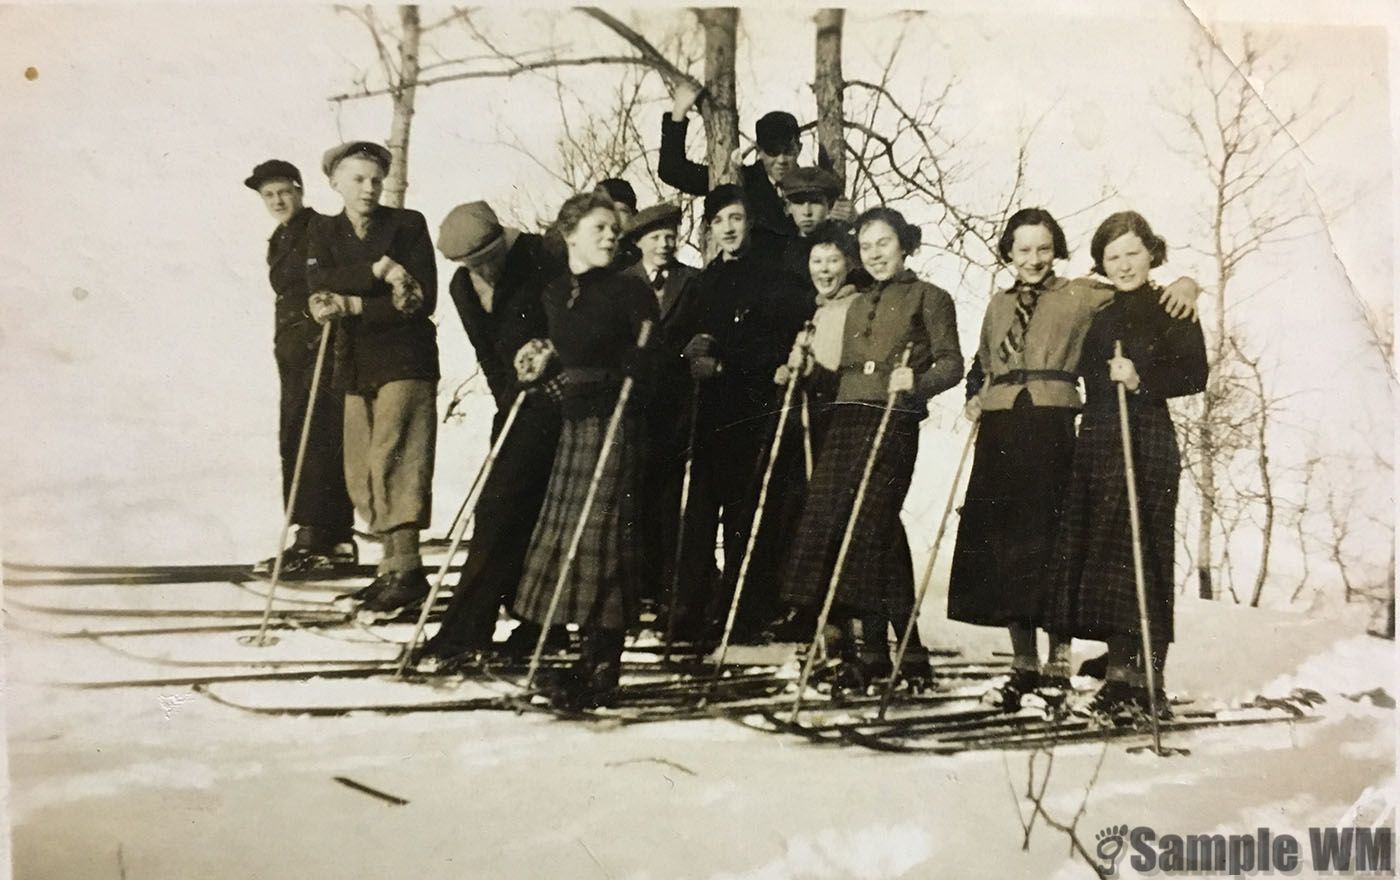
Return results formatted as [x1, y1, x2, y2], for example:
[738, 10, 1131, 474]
[245, 92, 1207, 714]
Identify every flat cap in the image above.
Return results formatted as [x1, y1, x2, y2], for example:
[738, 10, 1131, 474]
[755, 111, 800, 154]
[438, 200, 507, 265]
[779, 166, 843, 202]
[623, 202, 683, 242]
[244, 159, 302, 191]
[321, 141, 392, 178]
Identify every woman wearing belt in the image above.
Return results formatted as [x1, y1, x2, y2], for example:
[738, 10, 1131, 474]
[1044, 211, 1207, 718]
[511, 191, 660, 709]
[947, 208, 1199, 711]
[781, 207, 962, 691]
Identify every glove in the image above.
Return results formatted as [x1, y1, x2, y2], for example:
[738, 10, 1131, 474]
[372, 255, 402, 280]
[888, 366, 915, 394]
[390, 276, 423, 315]
[683, 333, 716, 361]
[689, 356, 721, 380]
[963, 397, 983, 423]
[514, 339, 557, 384]
[527, 374, 566, 403]
[773, 365, 791, 386]
[308, 291, 357, 324]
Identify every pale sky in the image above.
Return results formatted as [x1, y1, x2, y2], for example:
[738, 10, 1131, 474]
[0, 1, 1394, 568]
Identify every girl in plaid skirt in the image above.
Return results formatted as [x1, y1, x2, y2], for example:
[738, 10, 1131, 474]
[780, 207, 963, 691]
[1043, 211, 1208, 717]
[511, 192, 660, 709]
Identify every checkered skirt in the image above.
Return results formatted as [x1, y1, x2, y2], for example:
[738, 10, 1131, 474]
[512, 412, 646, 631]
[1043, 403, 1181, 647]
[781, 404, 920, 616]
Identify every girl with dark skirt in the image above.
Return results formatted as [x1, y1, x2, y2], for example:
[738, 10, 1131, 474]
[781, 207, 962, 691]
[510, 192, 660, 709]
[948, 209, 1201, 711]
[1044, 211, 1208, 718]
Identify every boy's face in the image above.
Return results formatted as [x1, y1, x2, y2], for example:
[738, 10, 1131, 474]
[636, 227, 677, 269]
[785, 195, 831, 236]
[759, 143, 799, 184]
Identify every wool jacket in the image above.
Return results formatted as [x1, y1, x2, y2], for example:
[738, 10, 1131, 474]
[689, 248, 814, 427]
[972, 275, 1115, 412]
[1080, 285, 1208, 417]
[542, 267, 661, 419]
[448, 232, 565, 412]
[837, 269, 962, 413]
[307, 206, 439, 395]
[268, 207, 322, 366]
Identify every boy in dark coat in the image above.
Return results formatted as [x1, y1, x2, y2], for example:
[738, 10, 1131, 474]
[678, 185, 813, 642]
[418, 200, 569, 663]
[245, 159, 355, 576]
[620, 203, 711, 620]
[658, 83, 799, 259]
[306, 141, 439, 617]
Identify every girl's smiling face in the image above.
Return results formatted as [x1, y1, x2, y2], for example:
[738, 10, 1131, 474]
[1101, 232, 1153, 291]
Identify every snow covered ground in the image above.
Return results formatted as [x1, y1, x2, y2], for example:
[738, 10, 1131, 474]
[5, 574, 1393, 879]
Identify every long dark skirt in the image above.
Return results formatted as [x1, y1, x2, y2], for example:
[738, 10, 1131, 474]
[513, 413, 645, 632]
[946, 395, 1077, 628]
[781, 404, 920, 617]
[1043, 403, 1180, 649]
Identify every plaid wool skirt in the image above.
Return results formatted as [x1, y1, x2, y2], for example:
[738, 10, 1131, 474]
[781, 404, 920, 616]
[946, 397, 1077, 627]
[1043, 403, 1181, 648]
[512, 413, 645, 631]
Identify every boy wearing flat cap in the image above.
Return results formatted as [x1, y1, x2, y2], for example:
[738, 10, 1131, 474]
[778, 166, 849, 281]
[245, 159, 356, 577]
[674, 185, 812, 643]
[658, 83, 799, 257]
[305, 141, 439, 618]
[415, 200, 569, 665]
[620, 203, 709, 616]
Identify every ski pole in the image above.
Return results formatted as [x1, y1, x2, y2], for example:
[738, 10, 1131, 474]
[799, 390, 814, 480]
[522, 321, 654, 695]
[245, 321, 333, 648]
[789, 343, 912, 722]
[662, 382, 701, 664]
[394, 390, 528, 675]
[708, 324, 813, 688]
[1114, 339, 1166, 755]
[878, 420, 978, 719]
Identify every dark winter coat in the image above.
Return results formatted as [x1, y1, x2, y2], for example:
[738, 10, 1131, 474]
[269, 207, 322, 368]
[624, 260, 703, 448]
[658, 114, 796, 253]
[447, 232, 566, 434]
[688, 249, 814, 431]
[306, 206, 439, 396]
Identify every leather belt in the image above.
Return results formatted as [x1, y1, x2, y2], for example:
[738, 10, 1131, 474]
[844, 360, 893, 376]
[562, 367, 624, 384]
[990, 369, 1077, 386]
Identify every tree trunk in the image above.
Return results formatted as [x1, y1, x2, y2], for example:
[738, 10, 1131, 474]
[813, 9, 845, 183]
[1248, 387, 1274, 607]
[695, 8, 739, 187]
[382, 5, 421, 209]
[1196, 184, 1231, 601]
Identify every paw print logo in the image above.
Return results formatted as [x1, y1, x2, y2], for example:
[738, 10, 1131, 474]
[1095, 824, 1130, 876]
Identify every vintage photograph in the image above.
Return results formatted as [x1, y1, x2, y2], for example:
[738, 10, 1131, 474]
[3, 1, 1394, 877]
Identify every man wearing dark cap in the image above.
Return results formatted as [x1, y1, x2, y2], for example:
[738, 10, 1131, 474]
[594, 178, 637, 222]
[306, 141, 439, 618]
[619, 203, 712, 620]
[658, 84, 799, 256]
[245, 159, 356, 576]
[415, 200, 569, 665]
[777, 166, 848, 281]
[675, 184, 812, 642]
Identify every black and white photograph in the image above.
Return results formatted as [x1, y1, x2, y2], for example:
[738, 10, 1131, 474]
[2, 1, 1395, 877]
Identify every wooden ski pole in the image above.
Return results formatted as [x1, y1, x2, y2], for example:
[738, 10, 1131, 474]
[522, 321, 654, 696]
[799, 390, 814, 479]
[708, 324, 813, 688]
[1114, 340, 1167, 755]
[878, 420, 978, 719]
[789, 344, 913, 722]
[245, 321, 333, 648]
[662, 383, 702, 664]
[395, 390, 528, 675]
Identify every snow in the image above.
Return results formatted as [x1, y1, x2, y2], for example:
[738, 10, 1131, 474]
[6, 588, 1393, 879]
